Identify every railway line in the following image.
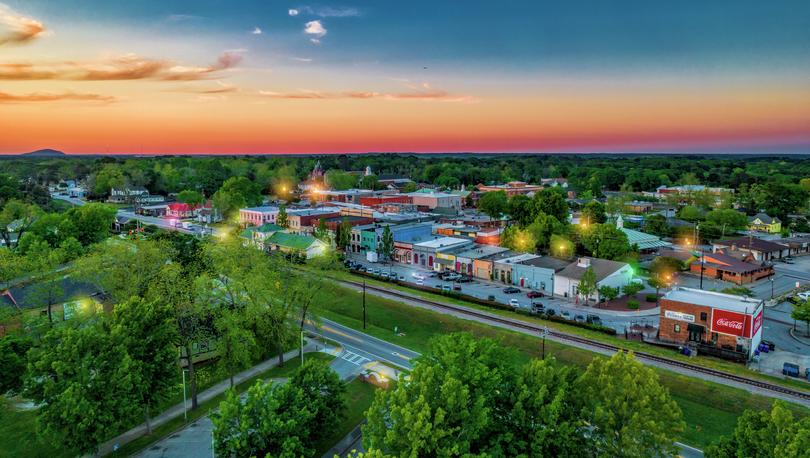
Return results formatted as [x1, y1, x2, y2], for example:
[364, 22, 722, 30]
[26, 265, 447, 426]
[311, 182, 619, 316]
[337, 277, 810, 405]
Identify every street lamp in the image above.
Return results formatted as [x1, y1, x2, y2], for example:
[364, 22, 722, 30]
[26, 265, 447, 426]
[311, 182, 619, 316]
[770, 276, 775, 299]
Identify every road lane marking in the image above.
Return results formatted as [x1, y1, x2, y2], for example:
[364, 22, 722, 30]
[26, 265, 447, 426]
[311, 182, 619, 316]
[341, 350, 370, 366]
[320, 324, 364, 342]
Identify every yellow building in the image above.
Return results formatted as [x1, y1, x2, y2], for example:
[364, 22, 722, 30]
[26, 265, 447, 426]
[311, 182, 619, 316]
[748, 213, 781, 233]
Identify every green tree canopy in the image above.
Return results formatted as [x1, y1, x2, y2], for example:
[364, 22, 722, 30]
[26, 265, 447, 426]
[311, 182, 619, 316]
[705, 209, 748, 231]
[507, 194, 534, 226]
[212, 176, 262, 217]
[580, 223, 633, 260]
[177, 189, 205, 206]
[706, 401, 810, 458]
[534, 188, 569, 222]
[478, 190, 509, 219]
[325, 169, 357, 190]
[582, 200, 607, 224]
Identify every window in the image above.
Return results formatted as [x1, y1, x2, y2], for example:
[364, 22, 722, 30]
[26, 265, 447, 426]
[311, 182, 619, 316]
[674, 324, 680, 333]
[700, 312, 707, 321]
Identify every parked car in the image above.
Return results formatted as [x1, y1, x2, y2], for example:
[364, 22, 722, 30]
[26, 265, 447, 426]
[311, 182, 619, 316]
[586, 314, 602, 325]
[544, 308, 556, 317]
[526, 291, 544, 298]
[503, 287, 521, 294]
[785, 258, 795, 264]
[798, 291, 810, 301]
[575, 314, 586, 323]
[531, 302, 545, 313]
[444, 273, 462, 281]
[398, 274, 406, 281]
[453, 284, 462, 291]
[441, 285, 452, 292]
[457, 276, 473, 283]
[427, 271, 438, 277]
[561, 311, 572, 320]
[380, 272, 389, 279]
[509, 299, 520, 308]
[415, 279, 424, 286]
[783, 362, 801, 377]
[487, 295, 496, 301]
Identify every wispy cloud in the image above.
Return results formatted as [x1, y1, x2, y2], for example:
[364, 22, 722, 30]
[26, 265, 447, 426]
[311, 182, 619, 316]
[0, 52, 242, 81]
[290, 6, 360, 18]
[0, 90, 115, 103]
[291, 57, 313, 63]
[0, 3, 46, 46]
[175, 81, 238, 94]
[258, 83, 476, 103]
[304, 20, 326, 44]
[251, 26, 262, 35]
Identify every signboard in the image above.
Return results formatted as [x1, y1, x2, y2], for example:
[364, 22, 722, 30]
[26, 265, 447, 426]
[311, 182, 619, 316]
[665, 310, 695, 323]
[711, 309, 752, 338]
[436, 252, 455, 261]
[751, 309, 763, 337]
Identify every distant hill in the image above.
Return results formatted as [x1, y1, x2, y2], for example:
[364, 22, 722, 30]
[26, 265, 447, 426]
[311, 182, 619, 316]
[21, 149, 66, 157]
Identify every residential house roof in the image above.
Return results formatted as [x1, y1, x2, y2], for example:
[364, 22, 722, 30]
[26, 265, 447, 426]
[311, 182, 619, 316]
[266, 232, 322, 250]
[696, 251, 770, 274]
[748, 213, 781, 224]
[255, 223, 284, 233]
[557, 257, 629, 282]
[517, 256, 570, 271]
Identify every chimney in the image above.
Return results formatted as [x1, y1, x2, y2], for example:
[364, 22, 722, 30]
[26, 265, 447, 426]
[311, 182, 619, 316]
[577, 257, 591, 268]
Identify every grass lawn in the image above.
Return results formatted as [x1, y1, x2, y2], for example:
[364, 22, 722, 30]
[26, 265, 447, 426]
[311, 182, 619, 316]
[325, 269, 810, 393]
[312, 281, 809, 450]
[313, 378, 378, 456]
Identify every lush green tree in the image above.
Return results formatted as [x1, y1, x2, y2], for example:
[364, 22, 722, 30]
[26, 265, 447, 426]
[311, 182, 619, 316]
[791, 299, 810, 335]
[360, 174, 381, 190]
[212, 176, 262, 217]
[534, 188, 569, 222]
[25, 322, 140, 456]
[177, 189, 205, 206]
[64, 203, 116, 246]
[551, 233, 574, 259]
[705, 209, 748, 232]
[580, 223, 633, 260]
[678, 205, 704, 222]
[215, 308, 257, 387]
[526, 212, 565, 251]
[578, 266, 598, 301]
[622, 282, 644, 296]
[25, 244, 66, 323]
[277, 204, 288, 228]
[582, 200, 607, 224]
[289, 359, 346, 434]
[314, 218, 331, 243]
[749, 182, 809, 219]
[379, 225, 394, 260]
[337, 217, 352, 251]
[365, 333, 513, 456]
[507, 194, 534, 226]
[0, 334, 33, 395]
[478, 190, 509, 220]
[90, 164, 126, 197]
[111, 297, 178, 434]
[501, 225, 538, 253]
[644, 214, 672, 237]
[324, 169, 357, 190]
[598, 285, 620, 301]
[576, 351, 684, 458]
[706, 401, 810, 458]
[0, 199, 41, 249]
[402, 181, 418, 193]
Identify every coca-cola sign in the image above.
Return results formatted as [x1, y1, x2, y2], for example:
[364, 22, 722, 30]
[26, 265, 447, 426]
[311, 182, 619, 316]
[711, 309, 752, 338]
[751, 309, 763, 337]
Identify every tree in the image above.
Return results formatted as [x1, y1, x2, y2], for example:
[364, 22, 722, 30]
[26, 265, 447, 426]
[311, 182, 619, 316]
[215, 308, 257, 387]
[360, 174, 381, 190]
[64, 203, 116, 246]
[507, 194, 534, 226]
[25, 322, 140, 456]
[576, 351, 684, 458]
[111, 297, 178, 435]
[644, 214, 671, 237]
[25, 243, 66, 323]
[277, 204, 288, 228]
[379, 225, 394, 261]
[0, 334, 32, 395]
[598, 285, 619, 301]
[289, 359, 346, 434]
[648, 256, 678, 303]
[706, 401, 810, 458]
[622, 281, 644, 296]
[177, 189, 205, 207]
[705, 209, 748, 232]
[365, 333, 513, 456]
[212, 176, 262, 218]
[337, 217, 352, 251]
[314, 218, 331, 243]
[678, 205, 704, 222]
[501, 226, 537, 253]
[578, 266, 597, 301]
[582, 200, 607, 224]
[534, 188, 569, 222]
[478, 190, 508, 220]
[526, 212, 564, 251]
[580, 223, 633, 260]
[0, 199, 40, 249]
[324, 169, 357, 190]
[90, 164, 126, 197]
[791, 299, 810, 336]
[551, 233, 574, 259]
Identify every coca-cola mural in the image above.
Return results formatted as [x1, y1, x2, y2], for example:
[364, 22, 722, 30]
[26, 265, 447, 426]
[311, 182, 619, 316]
[751, 309, 763, 337]
[711, 309, 753, 338]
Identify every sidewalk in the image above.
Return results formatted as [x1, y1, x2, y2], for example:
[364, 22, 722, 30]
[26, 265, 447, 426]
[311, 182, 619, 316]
[98, 344, 315, 456]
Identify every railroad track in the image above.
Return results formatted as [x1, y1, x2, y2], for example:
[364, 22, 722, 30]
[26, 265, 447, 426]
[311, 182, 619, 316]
[338, 277, 810, 403]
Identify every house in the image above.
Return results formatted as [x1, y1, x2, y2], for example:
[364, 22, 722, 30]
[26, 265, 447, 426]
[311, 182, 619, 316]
[407, 189, 463, 212]
[512, 256, 570, 295]
[540, 178, 568, 188]
[747, 213, 781, 233]
[265, 232, 328, 259]
[239, 206, 280, 227]
[197, 207, 222, 224]
[712, 237, 789, 261]
[477, 181, 544, 197]
[390, 223, 436, 263]
[659, 287, 763, 360]
[109, 186, 151, 204]
[624, 200, 655, 214]
[412, 236, 473, 270]
[553, 257, 634, 303]
[691, 251, 773, 285]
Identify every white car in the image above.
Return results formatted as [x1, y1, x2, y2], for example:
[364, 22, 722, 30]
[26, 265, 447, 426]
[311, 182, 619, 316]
[509, 299, 520, 308]
[415, 279, 424, 286]
[798, 291, 810, 301]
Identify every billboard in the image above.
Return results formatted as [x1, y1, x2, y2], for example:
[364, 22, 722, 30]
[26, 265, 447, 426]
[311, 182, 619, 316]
[710, 309, 753, 338]
[751, 309, 763, 337]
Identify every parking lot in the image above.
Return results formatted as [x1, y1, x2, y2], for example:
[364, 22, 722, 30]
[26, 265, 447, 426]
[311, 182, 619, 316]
[345, 254, 659, 333]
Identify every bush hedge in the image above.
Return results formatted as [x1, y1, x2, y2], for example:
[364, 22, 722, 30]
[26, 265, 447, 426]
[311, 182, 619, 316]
[627, 299, 640, 310]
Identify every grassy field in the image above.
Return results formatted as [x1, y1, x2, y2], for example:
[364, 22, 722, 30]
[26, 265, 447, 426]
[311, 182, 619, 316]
[313, 378, 378, 456]
[325, 269, 810, 393]
[312, 281, 809, 450]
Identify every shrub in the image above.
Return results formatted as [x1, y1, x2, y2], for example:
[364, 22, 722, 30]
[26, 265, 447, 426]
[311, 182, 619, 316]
[622, 282, 644, 296]
[627, 300, 640, 310]
[645, 294, 658, 302]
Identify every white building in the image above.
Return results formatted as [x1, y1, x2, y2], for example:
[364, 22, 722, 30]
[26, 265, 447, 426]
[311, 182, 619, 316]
[239, 206, 280, 227]
[553, 257, 634, 303]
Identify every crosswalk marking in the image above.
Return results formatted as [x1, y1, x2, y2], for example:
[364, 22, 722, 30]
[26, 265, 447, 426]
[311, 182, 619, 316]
[340, 350, 370, 366]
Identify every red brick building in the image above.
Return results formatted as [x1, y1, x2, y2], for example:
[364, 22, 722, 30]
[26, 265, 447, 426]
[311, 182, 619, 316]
[659, 287, 763, 359]
[359, 195, 412, 207]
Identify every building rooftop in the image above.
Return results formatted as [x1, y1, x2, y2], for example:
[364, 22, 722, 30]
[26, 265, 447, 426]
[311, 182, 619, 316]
[242, 206, 279, 213]
[517, 256, 570, 271]
[266, 232, 322, 250]
[557, 257, 629, 282]
[494, 253, 541, 265]
[620, 227, 672, 251]
[664, 287, 763, 314]
[255, 223, 284, 233]
[713, 237, 787, 253]
[288, 208, 341, 217]
[413, 236, 472, 249]
[749, 213, 781, 224]
[453, 244, 509, 259]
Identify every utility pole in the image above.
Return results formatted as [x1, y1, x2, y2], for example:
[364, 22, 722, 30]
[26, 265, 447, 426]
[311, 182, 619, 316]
[699, 250, 705, 290]
[362, 280, 367, 329]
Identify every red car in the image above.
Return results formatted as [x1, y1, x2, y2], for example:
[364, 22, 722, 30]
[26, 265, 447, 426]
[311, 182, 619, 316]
[526, 291, 544, 298]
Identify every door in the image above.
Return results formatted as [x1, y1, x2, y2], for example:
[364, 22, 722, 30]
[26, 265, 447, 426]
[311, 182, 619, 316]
[687, 324, 705, 343]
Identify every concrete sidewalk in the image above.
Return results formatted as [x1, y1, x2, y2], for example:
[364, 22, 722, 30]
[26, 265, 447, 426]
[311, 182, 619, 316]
[99, 344, 314, 456]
